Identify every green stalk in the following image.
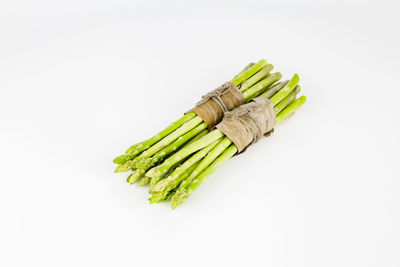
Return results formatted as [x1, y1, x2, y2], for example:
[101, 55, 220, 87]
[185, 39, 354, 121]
[276, 96, 307, 124]
[147, 128, 209, 187]
[126, 116, 203, 169]
[150, 138, 223, 194]
[260, 80, 285, 99]
[113, 112, 196, 164]
[270, 74, 300, 105]
[233, 62, 254, 79]
[242, 72, 283, 101]
[137, 175, 151, 186]
[274, 85, 301, 114]
[171, 145, 238, 209]
[173, 137, 232, 195]
[149, 162, 200, 203]
[148, 162, 181, 188]
[240, 64, 273, 91]
[232, 59, 268, 87]
[135, 130, 208, 185]
[146, 129, 225, 180]
[128, 125, 208, 184]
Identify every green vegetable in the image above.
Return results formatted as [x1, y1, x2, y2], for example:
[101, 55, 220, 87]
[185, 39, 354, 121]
[114, 60, 283, 177]
[113, 60, 306, 209]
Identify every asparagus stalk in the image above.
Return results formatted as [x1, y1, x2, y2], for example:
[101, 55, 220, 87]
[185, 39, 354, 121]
[274, 85, 301, 114]
[129, 126, 208, 184]
[147, 128, 209, 187]
[242, 72, 282, 101]
[146, 129, 225, 180]
[261, 80, 288, 99]
[234, 62, 254, 78]
[149, 161, 200, 203]
[151, 137, 233, 197]
[232, 59, 268, 87]
[171, 145, 238, 209]
[270, 73, 300, 105]
[276, 96, 307, 124]
[113, 112, 196, 164]
[240, 65, 273, 91]
[150, 137, 226, 194]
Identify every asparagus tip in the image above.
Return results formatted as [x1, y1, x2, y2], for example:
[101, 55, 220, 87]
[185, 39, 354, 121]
[114, 163, 130, 173]
[171, 189, 189, 209]
[148, 192, 166, 203]
[113, 154, 128, 164]
[127, 171, 143, 184]
[290, 73, 300, 87]
[137, 176, 150, 186]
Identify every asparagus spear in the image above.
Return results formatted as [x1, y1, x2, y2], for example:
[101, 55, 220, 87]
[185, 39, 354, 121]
[115, 116, 204, 172]
[242, 72, 282, 101]
[171, 145, 238, 209]
[150, 137, 233, 199]
[261, 80, 288, 99]
[231, 59, 269, 86]
[148, 139, 222, 201]
[130, 127, 208, 184]
[274, 85, 301, 114]
[234, 62, 255, 78]
[146, 128, 209, 187]
[149, 161, 200, 203]
[150, 137, 225, 194]
[113, 112, 196, 164]
[240, 65, 273, 91]
[276, 95, 307, 124]
[146, 129, 225, 180]
[270, 73, 300, 105]
[126, 124, 208, 183]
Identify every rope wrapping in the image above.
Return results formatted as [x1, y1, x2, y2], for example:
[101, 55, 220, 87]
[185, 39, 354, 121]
[188, 82, 245, 130]
[216, 97, 276, 153]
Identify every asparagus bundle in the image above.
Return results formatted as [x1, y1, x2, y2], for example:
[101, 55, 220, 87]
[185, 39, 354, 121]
[146, 74, 307, 208]
[114, 59, 284, 184]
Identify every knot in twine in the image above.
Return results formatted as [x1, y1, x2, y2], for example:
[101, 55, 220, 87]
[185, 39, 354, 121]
[216, 97, 276, 153]
[196, 82, 232, 112]
[188, 82, 245, 130]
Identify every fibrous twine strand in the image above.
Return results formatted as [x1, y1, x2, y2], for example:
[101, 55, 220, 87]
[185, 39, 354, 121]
[216, 97, 276, 153]
[196, 82, 232, 113]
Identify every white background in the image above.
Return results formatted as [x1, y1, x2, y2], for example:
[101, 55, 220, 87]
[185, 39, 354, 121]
[1, 0, 399, 266]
